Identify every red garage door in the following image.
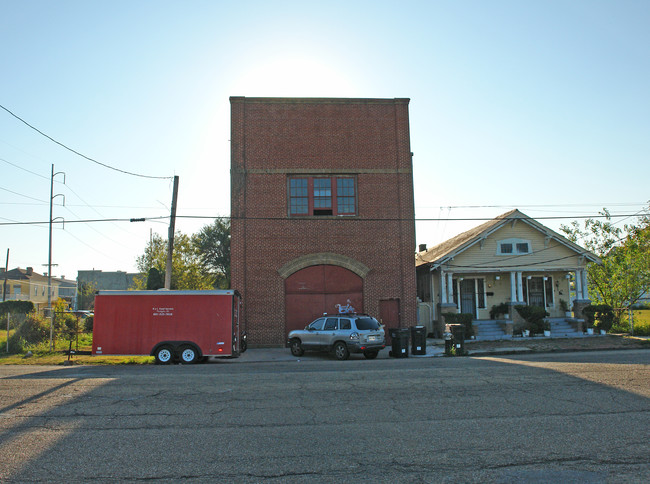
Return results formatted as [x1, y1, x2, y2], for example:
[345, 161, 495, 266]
[285, 265, 363, 337]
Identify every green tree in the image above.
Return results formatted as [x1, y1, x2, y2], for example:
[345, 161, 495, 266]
[193, 217, 231, 289]
[77, 281, 97, 310]
[146, 267, 164, 290]
[561, 206, 650, 325]
[134, 231, 215, 290]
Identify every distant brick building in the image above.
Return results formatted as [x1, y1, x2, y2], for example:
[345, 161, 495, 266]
[230, 97, 417, 346]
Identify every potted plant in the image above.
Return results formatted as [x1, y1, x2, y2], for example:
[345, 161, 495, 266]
[542, 319, 551, 337]
[583, 304, 614, 335]
[489, 302, 510, 320]
[559, 299, 572, 318]
[515, 305, 549, 337]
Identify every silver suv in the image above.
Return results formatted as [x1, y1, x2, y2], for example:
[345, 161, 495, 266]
[287, 314, 385, 360]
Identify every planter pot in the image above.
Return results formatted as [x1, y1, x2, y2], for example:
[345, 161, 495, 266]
[565, 312, 572, 318]
[586, 328, 594, 335]
[523, 330, 530, 337]
[600, 329, 606, 335]
[544, 330, 551, 337]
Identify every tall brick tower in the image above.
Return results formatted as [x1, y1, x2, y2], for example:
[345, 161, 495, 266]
[230, 97, 416, 346]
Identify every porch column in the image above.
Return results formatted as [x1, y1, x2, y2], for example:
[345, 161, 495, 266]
[516, 272, 524, 302]
[576, 269, 584, 300]
[447, 273, 454, 308]
[440, 271, 447, 304]
[510, 272, 517, 302]
[581, 270, 589, 300]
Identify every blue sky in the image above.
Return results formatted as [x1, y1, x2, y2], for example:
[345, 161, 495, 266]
[1, 0, 648, 280]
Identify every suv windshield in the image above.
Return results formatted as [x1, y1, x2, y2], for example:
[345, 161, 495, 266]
[355, 317, 380, 331]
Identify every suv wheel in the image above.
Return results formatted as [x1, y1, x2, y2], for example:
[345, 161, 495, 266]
[290, 339, 304, 357]
[363, 350, 378, 359]
[333, 342, 350, 361]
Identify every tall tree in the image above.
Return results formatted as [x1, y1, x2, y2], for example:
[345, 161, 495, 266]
[134, 232, 215, 290]
[561, 206, 650, 324]
[193, 217, 231, 289]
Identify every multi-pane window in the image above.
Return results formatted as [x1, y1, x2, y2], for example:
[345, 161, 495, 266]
[289, 178, 308, 215]
[337, 178, 356, 214]
[500, 243, 513, 254]
[288, 176, 356, 216]
[313, 178, 332, 215]
[498, 239, 531, 255]
[516, 242, 529, 254]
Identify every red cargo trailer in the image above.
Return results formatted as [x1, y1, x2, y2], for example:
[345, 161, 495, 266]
[92, 290, 244, 364]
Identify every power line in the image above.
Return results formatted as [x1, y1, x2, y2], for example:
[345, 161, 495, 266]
[0, 185, 48, 203]
[0, 157, 50, 180]
[1, 212, 647, 227]
[0, 103, 173, 180]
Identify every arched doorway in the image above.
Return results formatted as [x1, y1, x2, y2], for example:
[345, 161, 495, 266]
[285, 265, 363, 337]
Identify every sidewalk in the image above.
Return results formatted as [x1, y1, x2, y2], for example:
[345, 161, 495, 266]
[235, 334, 649, 363]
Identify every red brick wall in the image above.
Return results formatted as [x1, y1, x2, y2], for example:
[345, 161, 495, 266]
[230, 97, 417, 346]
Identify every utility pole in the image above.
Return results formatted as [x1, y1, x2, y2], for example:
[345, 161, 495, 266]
[2, 248, 8, 302]
[48, 164, 65, 350]
[164, 176, 179, 290]
[4, 248, 8, 353]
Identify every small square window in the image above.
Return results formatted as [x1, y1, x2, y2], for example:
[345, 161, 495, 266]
[516, 243, 529, 253]
[500, 243, 513, 254]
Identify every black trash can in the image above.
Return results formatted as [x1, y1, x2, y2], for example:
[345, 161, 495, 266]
[388, 328, 409, 358]
[410, 326, 427, 355]
[448, 324, 465, 355]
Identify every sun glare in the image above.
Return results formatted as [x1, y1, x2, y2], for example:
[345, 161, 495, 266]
[232, 56, 358, 97]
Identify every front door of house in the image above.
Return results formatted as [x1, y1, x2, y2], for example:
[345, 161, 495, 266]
[528, 277, 545, 308]
[460, 279, 477, 317]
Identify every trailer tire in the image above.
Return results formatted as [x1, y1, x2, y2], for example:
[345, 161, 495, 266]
[154, 345, 174, 365]
[179, 345, 199, 364]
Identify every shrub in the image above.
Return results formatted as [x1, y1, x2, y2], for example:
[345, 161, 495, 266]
[83, 315, 94, 333]
[514, 305, 549, 334]
[444, 313, 474, 339]
[489, 303, 509, 320]
[7, 312, 50, 353]
[583, 304, 615, 332]
[55, 312, 79, 341]
[0, 300, 35, 316]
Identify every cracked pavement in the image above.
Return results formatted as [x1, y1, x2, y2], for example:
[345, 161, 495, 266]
[0, 349, 648, 482]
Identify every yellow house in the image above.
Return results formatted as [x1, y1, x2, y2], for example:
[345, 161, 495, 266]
[415, 210, 600, 339]
[1, 267, 60, 312]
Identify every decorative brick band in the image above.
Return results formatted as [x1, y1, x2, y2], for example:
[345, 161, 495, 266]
[233, 168, 411, 175]
[277, 253, 371, 279]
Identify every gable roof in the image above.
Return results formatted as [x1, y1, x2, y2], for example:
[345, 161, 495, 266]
[415, 209, 600, 268]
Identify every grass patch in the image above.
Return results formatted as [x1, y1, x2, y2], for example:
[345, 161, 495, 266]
[633, 310, 650, 336]
[0, 331, 154, 365]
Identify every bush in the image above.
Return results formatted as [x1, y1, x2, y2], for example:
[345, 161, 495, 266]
[0, 300, 35, 316]
[7, 312, 50, 353]
[583, 304, 615, 332]
[489, 303, 509, 320]
[515, 305, 549, 334]
[444, 313, 474, 339]
[83, 315, 94, 332]
[55, 312, 78, 341]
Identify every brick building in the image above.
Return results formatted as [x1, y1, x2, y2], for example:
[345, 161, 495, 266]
[230, 97, 417, 346]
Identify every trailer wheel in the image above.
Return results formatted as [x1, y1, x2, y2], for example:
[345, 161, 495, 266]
[155, 346, 174, 365]
[179, 345, 199, 364]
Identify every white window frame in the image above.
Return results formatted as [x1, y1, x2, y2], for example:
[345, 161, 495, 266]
[497, 238, 532, 255]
